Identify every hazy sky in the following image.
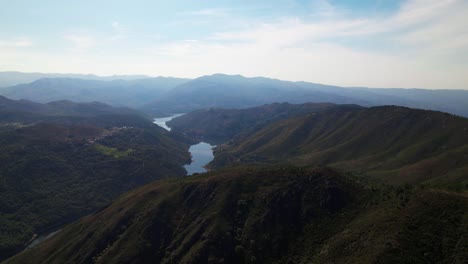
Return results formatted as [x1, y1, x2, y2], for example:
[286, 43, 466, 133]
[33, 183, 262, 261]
[1, 0, 467, 89]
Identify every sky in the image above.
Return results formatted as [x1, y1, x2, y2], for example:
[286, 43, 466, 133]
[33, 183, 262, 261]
[0, 0, 467, 89]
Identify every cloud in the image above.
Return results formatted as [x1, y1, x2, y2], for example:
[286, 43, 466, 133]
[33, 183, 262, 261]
[1, 0, 467, 89]
[112, 21, 120, 31]
[64, 34, 95, 51]
[0, 39, 32, 48]
[146, 0, 468, 88]
[182, 8, 230, 18]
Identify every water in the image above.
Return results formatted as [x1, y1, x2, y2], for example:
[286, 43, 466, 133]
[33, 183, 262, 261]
[153, 113, 184, 131]
[184, 142, 215, 175]
[26, 230, 61, 249]
[153, 114, 215, 175]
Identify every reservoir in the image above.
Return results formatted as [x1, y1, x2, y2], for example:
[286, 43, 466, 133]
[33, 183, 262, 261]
[184, 142, 215, 175]
[153, 115, 215, 175]
[153, 113, 184, 131]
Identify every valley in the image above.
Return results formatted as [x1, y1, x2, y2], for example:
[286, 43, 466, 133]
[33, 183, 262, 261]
[0, 74, 467, 264]
[1, 1, 468, 262]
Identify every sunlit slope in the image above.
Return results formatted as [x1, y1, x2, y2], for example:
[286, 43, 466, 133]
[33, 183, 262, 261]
[212, 106, 468, 187]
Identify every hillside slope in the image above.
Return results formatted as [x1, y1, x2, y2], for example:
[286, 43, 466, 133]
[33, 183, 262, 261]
[0, 105, 191, 260]
[6, 166, 468, 264]
[211, 106, 468, 187]
[167, 102, 357, 144]
[0, 77, 188, 107]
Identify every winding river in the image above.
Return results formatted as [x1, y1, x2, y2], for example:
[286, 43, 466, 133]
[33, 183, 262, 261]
[19, 114, 212, 254]
[153, 114, 215, 175]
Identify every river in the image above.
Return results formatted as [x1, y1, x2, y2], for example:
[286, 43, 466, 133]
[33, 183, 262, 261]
[153, 113, 184, 131]
[26, 229, 61, 249]
[153, 114, 215, 175]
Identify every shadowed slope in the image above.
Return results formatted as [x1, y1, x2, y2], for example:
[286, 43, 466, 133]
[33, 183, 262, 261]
[6, 166, 467, 264]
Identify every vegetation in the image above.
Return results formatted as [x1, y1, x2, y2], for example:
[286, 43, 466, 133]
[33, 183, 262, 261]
[1, 94, 468, 263]
[6, 166, 467, 264]
[167, 102, 353, 144]
[140, 73, 468, 117]
[94, 144, 134, 158]
[0, 77, 189, 107]
[210, 105, 468, 189]
[0, 101, 191, 261]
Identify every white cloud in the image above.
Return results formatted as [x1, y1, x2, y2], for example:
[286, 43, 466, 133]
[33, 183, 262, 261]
[183, 8, 230, 18]
[112, 21, 120, 30]
[0, 39, 32, 48]
[154, 0, 468, 88]
[64, 34, 95, 51]
[1, 0, 467, 89]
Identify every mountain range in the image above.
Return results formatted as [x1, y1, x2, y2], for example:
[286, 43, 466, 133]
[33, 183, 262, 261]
[0, 77, 188, 108]
[0, 72, 152, 87]
[0, 72, 467, 263]
[1, 72, 468, 117]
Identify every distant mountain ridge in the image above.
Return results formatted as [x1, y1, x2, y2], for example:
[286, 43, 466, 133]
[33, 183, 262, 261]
[0, 71, 152, 87]
[1, 72, 468, 117]
[0, 95, 145, 125]
[0, 77, 189, 107]
[143, 74, 468, 117]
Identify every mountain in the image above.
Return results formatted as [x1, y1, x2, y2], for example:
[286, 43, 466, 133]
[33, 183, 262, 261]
[142, 74, 368, 115]
[0, 95, 142, 117]
[167, 102, 359, 144]
[142, 74, 468, 117]
[0, 77, 189, 107]
[2, 73, 467, 117]
[0, 71, 152, 87]
[0, 95, 53, 114]
[210, 105, 468, 188]
[0, 95, 150, 128]
[0, 100, 192, 260]
[6, 166, 467, 264]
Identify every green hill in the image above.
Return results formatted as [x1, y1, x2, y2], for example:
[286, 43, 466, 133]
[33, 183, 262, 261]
[211, 105, 468, 188]
[167, 102, 356, 144]
[6, 166, 467, 264]
[0, 103, 191, 260]
[0, 77, 189, 107]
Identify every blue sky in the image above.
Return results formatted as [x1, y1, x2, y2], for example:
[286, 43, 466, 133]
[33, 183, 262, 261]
[1, 0, 467, 89]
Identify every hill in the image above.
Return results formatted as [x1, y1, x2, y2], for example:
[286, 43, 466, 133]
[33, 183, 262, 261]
[0, 95, 155, 129]
[6, 166, 467, 264]
[0, 77, 189, 107]
[0, 95, 142, 118]
[210, 105, 468, 188]
[0, 101, 191, 260]
[167, 102, 359, 144]
[0, 71, 151, 87]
